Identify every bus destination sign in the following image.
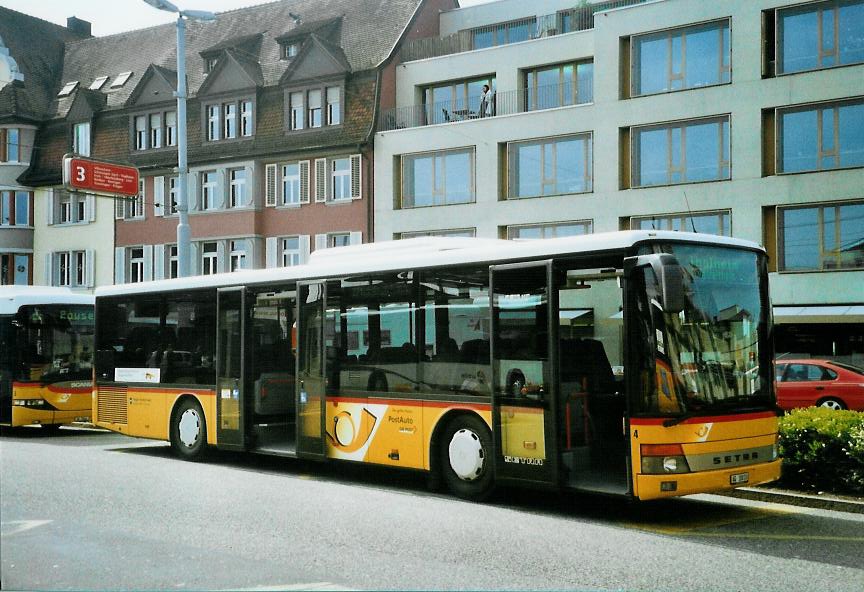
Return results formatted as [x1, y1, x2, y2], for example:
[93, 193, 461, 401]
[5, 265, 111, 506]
[63, 155, 140, 197]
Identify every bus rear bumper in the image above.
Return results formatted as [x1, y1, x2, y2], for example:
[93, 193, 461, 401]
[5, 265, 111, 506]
[635, 459, 782, 501]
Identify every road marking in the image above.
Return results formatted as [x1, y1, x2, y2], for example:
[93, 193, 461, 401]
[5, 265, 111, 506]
[0, 520, 53, 536]
[236, 583, 355, 591]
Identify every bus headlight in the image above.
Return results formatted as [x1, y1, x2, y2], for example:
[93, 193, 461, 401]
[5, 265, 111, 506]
[13, 398, 46, 407]
[641, 444, 691, 474]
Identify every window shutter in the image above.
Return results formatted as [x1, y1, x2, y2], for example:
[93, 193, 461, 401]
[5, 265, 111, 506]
[47, 189, 55, 225]
[153, 176, 165, 217]
[115, 196, 125, 220]
[215, 169, 227, 210]
[189, 242, 200, 275]
[216, 241, 227, 273]
[350, 154, 362, 200]
[143, 244, 154, 281]
[140, 180, 148, 220]
[299, 235, 311, 263]
[314, 234, 328, 251]
[265, 237, 278, 268]
[114, 247, 126, 284]
[187, 172, 199, 211]
[245, 238, 256, 269]
[154, 244, 166, 280]
[44, 253, 54, 285]
[244, 163, 256, 207]
[85, 249, 95, 288]
[86, 194, 96, 222]
[349, 231, 362, 246]
[299, 160, 311, 204]
[0, 129, 5, 162]
[265, 164, 278, 207]
[314, 159, 327, 203]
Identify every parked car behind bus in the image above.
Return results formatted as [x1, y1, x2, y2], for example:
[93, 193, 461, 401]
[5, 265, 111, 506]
[775, 359, 864, 411]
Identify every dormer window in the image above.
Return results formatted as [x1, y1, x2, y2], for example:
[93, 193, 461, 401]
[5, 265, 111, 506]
[111, 71, 133, 88]
[58, 81, 79, 97]
[204, 98, 255, 142]
[281, 43, 299, 60]
[205, 56, 219, 74]
[286, 84, 343, 132]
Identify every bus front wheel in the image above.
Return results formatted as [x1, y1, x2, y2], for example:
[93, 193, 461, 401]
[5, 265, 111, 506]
[170, 398, 207, 460]
[440, 415, 494, 501]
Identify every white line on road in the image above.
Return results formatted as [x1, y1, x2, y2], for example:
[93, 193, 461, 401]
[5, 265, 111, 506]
[0, 520, 53, 536]
[236, 583, 355, 591]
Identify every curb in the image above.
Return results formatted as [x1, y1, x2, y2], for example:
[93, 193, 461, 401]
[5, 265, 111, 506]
[721, 487, 864, 514]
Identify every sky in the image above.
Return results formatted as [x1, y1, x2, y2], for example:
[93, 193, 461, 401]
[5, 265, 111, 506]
[2, 0, 494, 37]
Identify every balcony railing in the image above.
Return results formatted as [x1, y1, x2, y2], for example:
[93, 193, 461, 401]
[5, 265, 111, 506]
[377, 81, 593, 132]
[398, 0, 648, 63]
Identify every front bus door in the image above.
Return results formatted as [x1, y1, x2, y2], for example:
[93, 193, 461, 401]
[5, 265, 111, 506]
[216, 287, 247, 450]
[296, 281, 328, 460]
[490, 261, 558, 486]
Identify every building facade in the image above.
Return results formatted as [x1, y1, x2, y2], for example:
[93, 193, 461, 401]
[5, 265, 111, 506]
[373, 0, 864, 363]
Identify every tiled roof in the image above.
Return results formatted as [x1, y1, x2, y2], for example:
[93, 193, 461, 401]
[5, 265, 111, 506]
[53, 0, 423, 117]
[0, 7, 87, 122]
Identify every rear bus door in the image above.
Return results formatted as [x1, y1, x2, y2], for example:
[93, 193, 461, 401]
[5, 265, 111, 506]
[296, 281, 328, 460]
[216, 287, 247, 450]
[490, 261, 559, 486]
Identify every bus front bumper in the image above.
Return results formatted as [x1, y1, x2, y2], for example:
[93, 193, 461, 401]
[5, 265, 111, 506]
[12, 406, 91, 427]
[635, 459, 782, 500]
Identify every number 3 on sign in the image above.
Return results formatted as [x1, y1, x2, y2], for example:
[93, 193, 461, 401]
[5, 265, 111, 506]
[76, 165, 86, 182]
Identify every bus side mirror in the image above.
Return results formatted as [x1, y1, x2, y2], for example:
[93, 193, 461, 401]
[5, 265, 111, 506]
[624, 254, 686, 314]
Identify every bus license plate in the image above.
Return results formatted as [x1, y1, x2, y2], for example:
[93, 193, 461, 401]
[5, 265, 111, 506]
[730, 472, 749, 485]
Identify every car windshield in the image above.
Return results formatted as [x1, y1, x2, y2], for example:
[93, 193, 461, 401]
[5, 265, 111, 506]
[630, 244, 774, 417]
[16, 305, 95, 383]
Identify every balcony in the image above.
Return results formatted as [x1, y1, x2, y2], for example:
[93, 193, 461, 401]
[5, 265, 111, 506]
[397, 0, 648, 63]
[378, 80, 593, 132]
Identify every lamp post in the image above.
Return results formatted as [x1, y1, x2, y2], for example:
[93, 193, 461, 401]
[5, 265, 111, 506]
[143, 0, 215, 278]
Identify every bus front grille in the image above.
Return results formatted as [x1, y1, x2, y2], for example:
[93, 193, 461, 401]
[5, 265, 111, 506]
[97, 386, 128, 425]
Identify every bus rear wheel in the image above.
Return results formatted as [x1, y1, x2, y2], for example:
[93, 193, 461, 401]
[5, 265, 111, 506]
[170, 398, 207, 460]
[439, 415, 494, 501]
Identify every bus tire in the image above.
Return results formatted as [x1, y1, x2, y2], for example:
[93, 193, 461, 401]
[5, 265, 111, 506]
[440, 414, 494, 501]
[170, 398, 207, 460]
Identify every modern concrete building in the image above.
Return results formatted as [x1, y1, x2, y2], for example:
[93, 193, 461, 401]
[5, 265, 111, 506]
[372, 0, 864, 363]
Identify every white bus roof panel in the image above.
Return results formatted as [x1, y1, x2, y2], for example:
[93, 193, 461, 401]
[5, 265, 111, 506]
[0, 286, 95, 315]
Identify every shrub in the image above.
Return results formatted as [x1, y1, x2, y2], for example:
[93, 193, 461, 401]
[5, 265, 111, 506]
[778, 407, 864, 495]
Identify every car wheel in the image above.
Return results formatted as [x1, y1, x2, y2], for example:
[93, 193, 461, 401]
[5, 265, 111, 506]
[818, 397, 846, 411]
[170, 398, 207, 459]
[440, 414, 495, 501]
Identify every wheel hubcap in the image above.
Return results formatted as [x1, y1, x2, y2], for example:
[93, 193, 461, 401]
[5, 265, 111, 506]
[820, 400, 842, 411]
[448, 428, 485, 481]
[178, 409, 201, 448]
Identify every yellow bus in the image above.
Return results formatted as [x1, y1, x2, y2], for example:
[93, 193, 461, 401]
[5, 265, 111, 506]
[93, 231, 781, 500]
[1, 287, 94, 430]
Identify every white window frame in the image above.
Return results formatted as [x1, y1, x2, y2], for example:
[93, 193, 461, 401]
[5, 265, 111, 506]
[201, 242, 219, 275]
[330, 157, 351, 201]
[326, 86, 341, 125]
[201, 171, 218, 210]
[73, 122, 91, 156]
[207, 105, 220, 141]
[224, 102, 237, 139]
[229, 240, 247, 272]
[149, 113, 162, 149]
[229, 168, 246, 208]
[281, 236, 302, 267]
[241, 100, 253, 137]
[129, 247, 145, 283]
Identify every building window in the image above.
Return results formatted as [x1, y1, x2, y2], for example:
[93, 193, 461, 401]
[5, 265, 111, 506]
[168, 245, 179, 279]
[328, 233, 351, 248]
[281, 236, 301, 267]
[290, 92, 304, 130]
[281, 43, 298, 60]
[224, 103, 237, 139]
[424, 76, 495, 124]
[229, 240, 247, 272]
[778, 201, 864, 271]
[130, 180, 145, 218]
[331, 158, 351, 201]
[472, 17, 533, 49]
[525, 60, 593, 111]
[282, 163, 301, 205]
[57, 252, 71, 286]
[777, 0, 864, 75]
[631, 19, 731, 96]
[229, 169, 246, 208]
[240, 101, 253, 137]
[202, 242, 218, 275]
[326, 87, 340, 125]
[507, 220, 592, 240]
[207, 105, 220, 141]
[129, 247, 145, 283]
[3, 128, 21, 162]
[308, 89, 322, 128]
[73, 122, 91, 156]
[1, 191, 30, 226]
[205, 56, 219, 74]
[508, 133, 592, 198]
[202, 171, 218, 210]
[777, 99, 864, 173]
[401, 148, 474, 208]
[0, 253, 30, 285]
[631, 115, 730, 187]
[133, 110, 177, 151]
[629, 210, 731, 236]
[51, 191, 90, 225]
[398, 229, 476, 239]
[168, 177, 179, 215]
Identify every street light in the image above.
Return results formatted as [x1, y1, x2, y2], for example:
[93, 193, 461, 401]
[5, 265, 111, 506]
[143, 0, 216, 278]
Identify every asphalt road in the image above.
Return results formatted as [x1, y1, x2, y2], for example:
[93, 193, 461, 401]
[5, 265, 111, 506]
[1, 426, 863, 591]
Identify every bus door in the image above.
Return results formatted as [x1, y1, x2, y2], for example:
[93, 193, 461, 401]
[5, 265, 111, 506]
[490, 261, 558, 486]
[216, 287, 247, 450]
[296, 281, 328, 460]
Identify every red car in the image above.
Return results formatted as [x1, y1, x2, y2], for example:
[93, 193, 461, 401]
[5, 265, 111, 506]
[775, 359, 864, 411]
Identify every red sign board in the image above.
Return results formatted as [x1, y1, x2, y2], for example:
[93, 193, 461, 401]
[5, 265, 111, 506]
[63, 156, 140, 197]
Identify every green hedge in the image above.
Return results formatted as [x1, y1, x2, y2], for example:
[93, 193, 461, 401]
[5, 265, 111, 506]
[778, 408, 864, 495]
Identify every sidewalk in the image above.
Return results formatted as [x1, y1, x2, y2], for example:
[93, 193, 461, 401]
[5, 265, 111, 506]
[722, 486, 864, 514]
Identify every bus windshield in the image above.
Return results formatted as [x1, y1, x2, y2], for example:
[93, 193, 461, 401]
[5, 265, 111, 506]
[632, 244, 773, 417]
[15, 305, 95, 384]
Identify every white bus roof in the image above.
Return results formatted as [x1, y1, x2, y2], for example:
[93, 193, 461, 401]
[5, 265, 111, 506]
[0, 286, 95, 315]
[97, 230, 764, 298]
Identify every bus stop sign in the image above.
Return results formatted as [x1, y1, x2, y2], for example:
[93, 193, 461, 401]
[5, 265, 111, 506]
[63, 155, 140, 197]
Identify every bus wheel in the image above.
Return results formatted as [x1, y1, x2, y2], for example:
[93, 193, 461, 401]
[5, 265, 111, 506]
[440, 415, 494, 501]
[170, 399, 207, 460]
